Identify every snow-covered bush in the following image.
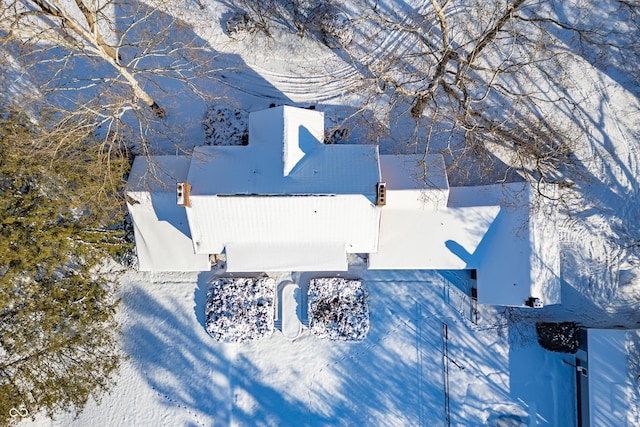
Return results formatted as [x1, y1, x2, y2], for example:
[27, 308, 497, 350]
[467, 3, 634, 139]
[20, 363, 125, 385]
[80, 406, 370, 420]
[202, 105, 248, 146]
[205, 277, 275, 343]
[225, 12, 262, 39]
[536, 322, 582, 353]
[308, 278, 369, 341]
[324, 125, 350, 145]
[320, 13, 353, 49]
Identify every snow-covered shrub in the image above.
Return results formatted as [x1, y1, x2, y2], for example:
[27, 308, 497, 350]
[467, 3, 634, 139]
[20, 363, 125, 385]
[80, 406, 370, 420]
[205, 277, 275, 343]
[202, 105, 248, 146]
[308, 278, 369, 341]
[320, 12, 353, 49]
[324, 125, 350, 145]
[536, 322, 582, 353]
[225, 12, 261, 39]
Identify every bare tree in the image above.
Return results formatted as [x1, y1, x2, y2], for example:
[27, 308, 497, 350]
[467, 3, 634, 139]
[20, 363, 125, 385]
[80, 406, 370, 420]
[318, 0, 639, 196]
[223, 0, 341, 39]
[0, 0, 217, 122]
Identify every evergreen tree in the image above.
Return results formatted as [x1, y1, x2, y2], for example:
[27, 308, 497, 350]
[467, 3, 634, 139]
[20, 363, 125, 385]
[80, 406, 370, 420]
[0, 107, 130, 422]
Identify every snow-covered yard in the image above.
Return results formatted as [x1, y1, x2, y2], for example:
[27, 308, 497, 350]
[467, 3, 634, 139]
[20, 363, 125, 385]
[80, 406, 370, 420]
[7, 0, 640, 425]
[24, 267, 574, 426]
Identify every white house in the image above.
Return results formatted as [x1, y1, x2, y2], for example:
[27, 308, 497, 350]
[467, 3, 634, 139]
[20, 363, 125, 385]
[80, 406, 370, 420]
[126, 105, 560, 307]
[129, 106, 382, 272]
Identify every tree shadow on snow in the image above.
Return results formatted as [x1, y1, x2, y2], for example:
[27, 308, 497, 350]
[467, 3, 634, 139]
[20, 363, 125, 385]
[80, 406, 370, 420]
[122, 278, 334, 425]
[121, 283, 231, 423]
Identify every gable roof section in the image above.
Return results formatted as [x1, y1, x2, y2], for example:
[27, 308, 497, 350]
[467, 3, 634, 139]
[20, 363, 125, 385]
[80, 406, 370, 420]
[184, 106, 382, 259]
[186, 194, 380, 255]
[126, 156, 211, 271]
[186, 106, 380, 198]
[370, 154, 500, 270]
[379, 154, 450, 209]
[448, 183, 561, 307]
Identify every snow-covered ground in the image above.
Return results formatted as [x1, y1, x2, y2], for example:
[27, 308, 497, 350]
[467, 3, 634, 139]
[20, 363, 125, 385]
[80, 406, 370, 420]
[24, 268, 575, 426]
[11, 0, 640, 425]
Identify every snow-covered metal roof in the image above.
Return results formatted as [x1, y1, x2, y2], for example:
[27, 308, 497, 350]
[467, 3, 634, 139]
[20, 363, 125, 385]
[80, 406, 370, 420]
[184, 106, 382, 261]
[448, 183, 561, 307]
[369, 206, 500, 270]
[186, 106, 380, 198]
[186, 194, 380, 255]
[370, 159, 560, 307]
[371, 153, 499, 270]
[126, 156, 211, 272]
[225, 241, 348, 272]
[379, 154, 449, 209]
[369, 154, 500, 270]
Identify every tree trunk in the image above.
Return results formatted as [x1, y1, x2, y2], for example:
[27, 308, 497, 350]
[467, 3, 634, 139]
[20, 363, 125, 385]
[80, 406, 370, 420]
[411, 94, 429, 118]
[26, 0, 166, 117]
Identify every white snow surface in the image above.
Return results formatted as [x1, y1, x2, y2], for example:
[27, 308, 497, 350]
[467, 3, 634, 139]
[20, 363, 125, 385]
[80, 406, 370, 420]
[13, 0, 640, 424]
[587, 329, 640, 426]
[22, 268, 576, 426]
